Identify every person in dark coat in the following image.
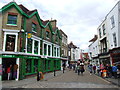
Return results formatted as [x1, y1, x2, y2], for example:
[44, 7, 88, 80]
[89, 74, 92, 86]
[80, 64, 85, 75]
[36, 68, 40, 81]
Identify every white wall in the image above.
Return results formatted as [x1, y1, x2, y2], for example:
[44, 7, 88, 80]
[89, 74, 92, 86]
[88, 39, 99, 59]
[106, 3, 119, 49]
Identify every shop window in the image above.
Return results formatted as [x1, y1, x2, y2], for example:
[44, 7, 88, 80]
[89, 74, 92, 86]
[5, 35, 16, 51]
[34, 59, 38, 72]
[7, 14, 17, 25]
[32, 23, 36, 32]
[54, 61, 57, 69]
[48, 60, 51, 70]
[27, 39, 32, 53]
[44, 44, 47, 55]
[26, 59, 32, 73]
[34, 40, 38, 54]
[48, 45, 51, 56]
[44, 60, 47, 70]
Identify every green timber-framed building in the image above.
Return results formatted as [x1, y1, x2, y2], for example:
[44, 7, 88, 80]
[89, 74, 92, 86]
[0, 1, 62, 81]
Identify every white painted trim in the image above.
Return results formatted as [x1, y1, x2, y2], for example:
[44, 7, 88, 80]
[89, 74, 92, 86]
[50, 45, 52, 56]
[32, 40, 34, 54]
[25, 36, 27, 53]
[43, 40, 53, 45]
[42, 42, 44, 55]
[0, 58, 2, 64]
[32, 35, 42, 40]
[3, 29, 20, 32]
[15, 33, 18, 52]
[38, 41, 40, 55]
[47, 44, 48, 56]
[3, 32, 6, 51]
[16, 58, 19, 81]
[3, 32, 18, 52]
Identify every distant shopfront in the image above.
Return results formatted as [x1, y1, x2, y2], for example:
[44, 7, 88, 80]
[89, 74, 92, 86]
[110, 47, 120, 65]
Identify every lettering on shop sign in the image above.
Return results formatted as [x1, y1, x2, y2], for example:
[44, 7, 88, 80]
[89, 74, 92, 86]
[2, 55, 15, 58]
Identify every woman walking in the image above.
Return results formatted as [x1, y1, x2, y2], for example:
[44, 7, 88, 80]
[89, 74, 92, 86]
[80, 63, 85, 76]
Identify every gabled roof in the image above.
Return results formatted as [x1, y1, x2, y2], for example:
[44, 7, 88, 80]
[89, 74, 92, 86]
[0, 1, 62, 39]
[68, 42, 77, 48]
[60, 29, 68, 38]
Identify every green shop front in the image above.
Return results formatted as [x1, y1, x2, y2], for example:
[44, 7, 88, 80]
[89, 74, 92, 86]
[1, 54, 42, 80]
[41, 57, 61, 73]
[1, 54, 61, 81]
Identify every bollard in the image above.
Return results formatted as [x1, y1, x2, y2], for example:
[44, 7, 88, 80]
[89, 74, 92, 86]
[54, 70, 56, 76]
[63, 67, 65, 73]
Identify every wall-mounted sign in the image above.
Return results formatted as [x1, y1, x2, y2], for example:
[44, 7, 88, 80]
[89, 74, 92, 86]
[27, 32, 32, 39]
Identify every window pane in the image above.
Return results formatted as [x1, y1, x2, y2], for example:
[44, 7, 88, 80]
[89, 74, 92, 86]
[48, 45, 51, 56]
[5, 35, 16, 51]
[54, 47, 56, 56]
[26, 59, 32, 73]
[44, 44, 47, 55]
[34, 59, 38, 72]
[7, 15, 17, 24]
[27, 39, 32, 53]
[48, 60, 51, 69]
[32, 23, 36, 32]
[34, 40, 38, 54]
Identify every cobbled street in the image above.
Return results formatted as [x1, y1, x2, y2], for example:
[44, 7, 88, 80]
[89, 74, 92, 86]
[2, 69, 119, 88]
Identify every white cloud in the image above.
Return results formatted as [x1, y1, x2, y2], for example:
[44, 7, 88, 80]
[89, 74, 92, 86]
[0, 0, 119, 52]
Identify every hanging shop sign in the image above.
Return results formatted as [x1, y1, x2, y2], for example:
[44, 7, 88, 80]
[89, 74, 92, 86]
[27, 32, 32, 39]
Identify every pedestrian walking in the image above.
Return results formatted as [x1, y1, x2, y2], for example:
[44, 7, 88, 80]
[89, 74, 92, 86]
[13, 64, 18, 80]
[106, 64, 112, 78]
[96, 65, 100, 76]
[7, 65, 12, 80]
[80, 63, 85, 76]
[88, 64, 92, 75]
[77, 65, 80, 75]
[112, 64, 118, 79]
[100, 63, 104, 77]
[93, 65, 96, 74]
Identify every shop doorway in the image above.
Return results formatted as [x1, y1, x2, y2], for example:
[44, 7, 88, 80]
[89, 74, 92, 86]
[2, 58, 16, 80]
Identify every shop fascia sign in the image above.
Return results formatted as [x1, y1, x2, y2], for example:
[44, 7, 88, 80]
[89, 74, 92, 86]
[27, 56, 39, 59]
[2, 55, 16, 58]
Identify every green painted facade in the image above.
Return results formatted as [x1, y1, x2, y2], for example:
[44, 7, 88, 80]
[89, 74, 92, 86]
[0, 2, 62, 80]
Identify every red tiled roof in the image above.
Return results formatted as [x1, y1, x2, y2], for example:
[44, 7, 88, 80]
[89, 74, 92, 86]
[42, 20, 49, 26]
[18, 4, 37, 15]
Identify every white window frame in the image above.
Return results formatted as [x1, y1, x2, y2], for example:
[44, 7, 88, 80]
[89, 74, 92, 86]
[3, 29, 19, 52]
[26, 35, 41, 55]
[43, 42, 52, 56]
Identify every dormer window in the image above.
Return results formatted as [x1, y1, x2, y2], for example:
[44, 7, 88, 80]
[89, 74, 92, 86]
[32, 23, 36, 32]
[7, 14, 17, 25]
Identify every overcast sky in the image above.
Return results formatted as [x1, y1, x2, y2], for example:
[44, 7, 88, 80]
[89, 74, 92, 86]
[0, 0, 119, 52]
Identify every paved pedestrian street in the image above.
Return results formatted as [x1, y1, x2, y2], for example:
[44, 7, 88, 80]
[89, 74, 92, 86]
[2, 69, 119, 89]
